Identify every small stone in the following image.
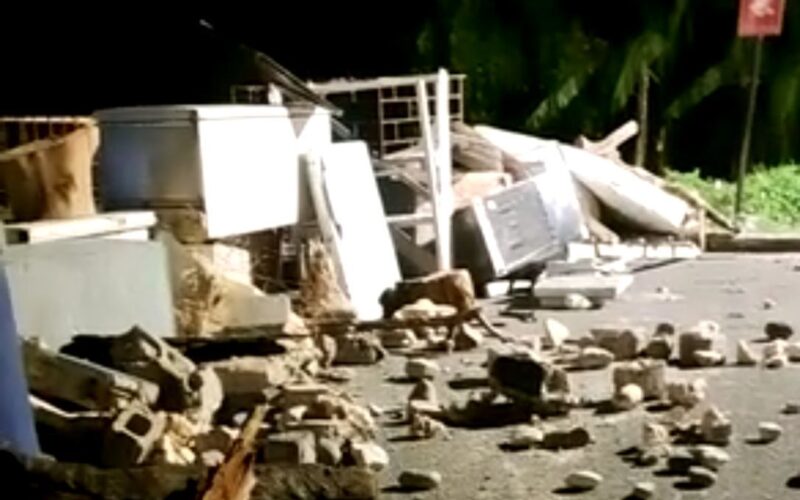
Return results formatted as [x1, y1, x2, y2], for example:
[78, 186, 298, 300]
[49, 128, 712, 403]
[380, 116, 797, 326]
[644, 336, 674, 360]
[613, 360, 667, 400]
[687, 466, 717, 488]
[782, 402, 800, 415]
[405, 358, 440, 380]
[200, 449, 226, 467]
[701, 406, 732, 446]
[454, 324, 484, 351]
[679, 322, 725, 368]
[261, 431, 317, 465]
[763, 340, 787, 359]
[763, 298, 776, 310]
[564, 293, 593, 310]
[765, 355, 788, 369]
[667, 378, 708, 408]
[565, 470, 603, 491]
[613, 383, 644, 411]
[693, 350, 725, 367]
[691, 445, 730, 471]
[408, 379, 438, 404]
[544, 318, 571, 348]
[758, 422, 783, 443]
[335, 334, 385, 365]
[379, 329, 417, 349]
[667, 449, 697, 473]
[591, 326, 647, 360]
[576, 346, 615, 370]
[541, 426, 591, 450]
[736, 340, 759, 366]
[316, 437, 342, 466]
[506, 426, 544, 450]
[636, 450, 661, 467]
[398, 469, 442, 491]
[765, 322, 793, 341]
[410, 413, 448, 439]
[350, 442, 389, 471]
[368, 404, 384, 417]
[786, 342, 800, 362]
[642, 422, 670, 449]
[631, 481, 656, 499]
[407, 399, 444, 420]
[488, 350, 553, 402]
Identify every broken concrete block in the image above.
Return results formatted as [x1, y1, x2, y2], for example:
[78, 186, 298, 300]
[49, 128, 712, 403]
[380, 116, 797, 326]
[23, 338, 159, 411]
[408, 379, 438, 405]
[687, 466, 717, 488]
[786, 342, 800, 362]
[316, 437, 343, 466]
[488, 349, 564, 403]
[207, 356, 295, 399]
[454, 324, 483, 351]
[590, 326, 647, 360]
[613, 360, 667, 400]
[410, 413, 448, 439]
[392, 299, 458, 321]
[383, 269, 475, 317]
[763, 340, 789, 368]
[541, 426, 591, 450]
[613, 383, 644, 411]
[151, 430, 196, 466]
[544, 318, 571, 348]
[564, 293, 593, 310]
[678, 322, 725, 367]
[644, 336, 674, 360]
[565, 470, 602, 491]
[737, 340, 759, 366]
[701, 406, 732, 446]
[398, 469, 442, 491]
[758, 422, 782, 443]
[642, 422, 670, 449]
[782, 402, 800, 415]
[102, 405, 166, 467]
[350, 441, 389, 472]
[765, 321, 794, 341]
[405, 358, 440, 380]
[694, 350, 725, 367]
[631, 481, 656, 499]
[334, 334, 385, 365]
[667, 379, 707, 408]
[576, 346, 615, 370]
[30, 396, 111, 464]
[261, 431, 317, 464]
[279, 383, 330, 409]
[379, 329, 417, 349]
[765, 355, 788, 369]
[506, 426, 544, 450]
[691, 445, 730, 471]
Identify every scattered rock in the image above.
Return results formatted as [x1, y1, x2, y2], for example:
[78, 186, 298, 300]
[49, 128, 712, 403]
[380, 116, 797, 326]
[392, 298, 457, 321]
[655, 322, 676, 336]
[488, 350, 558, 402]
[701, 406, 732, 446]
[763, 298, 776, 310]
[736, 340, 759, 366]
[613, 360, 667, 400]
[576, 346, 615, 370]
[454, 324, 484, 351]
[786, 342, 800, 362]
[405, 358, 441, 380]
[613, 383, 644, 411]
[667, 449, 696, 473]
[782, 402, 800, 415]
[564, 293, 593, 310]
[407, 399, 444, 420]
[398, 469, 442, 491]
[691, 445, 730, 471]
[763, 340, 789, 368]
[367, 404, 384, 417]
[644, 336, 674, 360]
[758, 422, 783, 443]
[544, 318, 571, 349]
[200, 449, 226, 467]
[678, 322, 725, 368]
[687, 465, 717, 488]
[379, 329, 417, 349]
[541, 426, 591, 450]
[505, 426, 544, 450]
[631, 481, 656, 499]
[261, 431, 317, 465]
[350, 442, 389, 471]
[765, 322, 794, 341]
[334, 334, 385, 365]
[693, 350, 725, 367]
[408, 380, 438, 405]
[667, 379, 708, 408]
[316, 437, 343, 466]
[410, 413, 448, 439]
[765, 355, 789, 369]
[642, 422, 671, 449]
[318, 335, 337, 368]
[564, 470, 603, 491]
[591, 326, 647, 360]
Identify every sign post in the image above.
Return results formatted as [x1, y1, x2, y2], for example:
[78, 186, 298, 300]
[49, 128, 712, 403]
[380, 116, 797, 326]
[735, 0, 786, 221]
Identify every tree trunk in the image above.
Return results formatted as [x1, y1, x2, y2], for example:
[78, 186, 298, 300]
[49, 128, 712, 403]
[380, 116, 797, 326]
[634, 64, 650, 168]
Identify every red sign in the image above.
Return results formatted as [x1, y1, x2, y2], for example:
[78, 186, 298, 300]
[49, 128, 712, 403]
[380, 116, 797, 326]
[738, 0, 786, 37]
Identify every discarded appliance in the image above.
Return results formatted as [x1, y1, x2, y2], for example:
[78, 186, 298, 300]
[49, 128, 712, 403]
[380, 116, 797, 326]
[452, 178, 563, 285]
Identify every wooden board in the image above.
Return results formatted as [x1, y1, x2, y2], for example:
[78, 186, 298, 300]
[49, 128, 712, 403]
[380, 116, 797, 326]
[307, 142, 401, 320]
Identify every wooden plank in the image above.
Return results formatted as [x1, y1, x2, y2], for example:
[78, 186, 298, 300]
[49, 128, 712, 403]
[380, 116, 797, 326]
[567, 241, 701, 261]
[706, 232, 800, 252]
[4, 211, 156, 244]
[435, 68, 453, 270]
[533, 272, 634, 300]
[386, 212, 434, 228]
